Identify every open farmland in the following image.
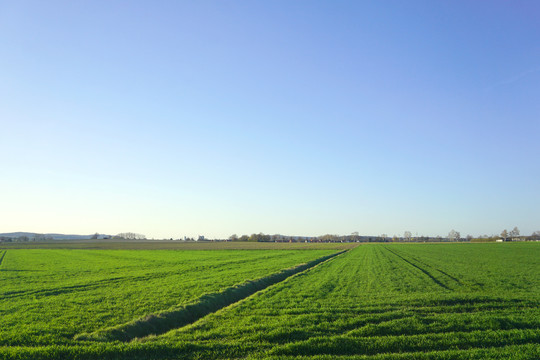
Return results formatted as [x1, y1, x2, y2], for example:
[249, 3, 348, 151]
[0, 243, 539, 359]
[0, 248, 335, 348]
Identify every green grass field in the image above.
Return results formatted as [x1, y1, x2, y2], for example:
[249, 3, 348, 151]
[0, 243, 538, 359]
[0, 248, 335, 347]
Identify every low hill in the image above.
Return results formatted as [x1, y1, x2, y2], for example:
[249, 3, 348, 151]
[0, 232, 110, 240]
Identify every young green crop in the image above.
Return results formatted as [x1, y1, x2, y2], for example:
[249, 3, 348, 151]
[149, 243, 540, 359]
[0, 248, 334, 347]
[1, 243, 538, 359]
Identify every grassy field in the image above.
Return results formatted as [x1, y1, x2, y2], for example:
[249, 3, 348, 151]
[0, 243, 538, 359]
[0, 248, 335, 347]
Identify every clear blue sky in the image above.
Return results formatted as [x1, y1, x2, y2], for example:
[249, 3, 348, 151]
[1, 1, 539, 239]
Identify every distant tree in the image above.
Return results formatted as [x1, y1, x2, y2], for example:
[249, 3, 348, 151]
[115, 232, 146, 240]
[350, 232, 360, 242]
[248, 233, 263, 242]
[91, 233, 99, 240]
[466, 234, 473, 242]
[270, 234, 283, 242]
[228, 234, 238, 242]
[448, 229, 460, 242]
[500, 229, 508, 241]
[238, 235, 249, 242]
[319, 234, 339, 242]
[532, 231, 540, 240]
[509, 227, 520, 240]
[403, 231, 412, 242]
[34, 234, 46, 241]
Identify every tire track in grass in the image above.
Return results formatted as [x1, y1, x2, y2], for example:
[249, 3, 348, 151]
[383, 247, 451, 290]
[0, 250, 6, 268]
[431, 267, 461, 284]
[75, 250, 348, 342]
[403, 253, 484, 289]
[1, 276, 127, 299]
[397, 249, 464, 286]
[271, 328, 540, 356]
[2, 270, 193, 299]
[395, 248, 485, 290]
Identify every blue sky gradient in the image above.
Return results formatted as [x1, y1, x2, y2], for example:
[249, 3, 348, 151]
[1, 1, 539, 238]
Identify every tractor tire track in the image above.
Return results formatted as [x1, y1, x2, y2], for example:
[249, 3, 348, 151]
[383, 247, 451, 290]
[404, 253, 462, 285]
[392, 250, 484, 289]
[1, 276, 126, 300]
[0, 250, 6, 267]
[2, 269, 205, 300]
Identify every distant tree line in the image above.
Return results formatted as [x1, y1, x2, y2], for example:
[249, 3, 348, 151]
[227, 232, 432, 243]
[113, 232, 146, 240]
[471, 227, 536, 242]
[0, 233, 111, 242]
[2, 228, 538, 244]
[222, 227, 540, 243]
[0, 235, 54, 242]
